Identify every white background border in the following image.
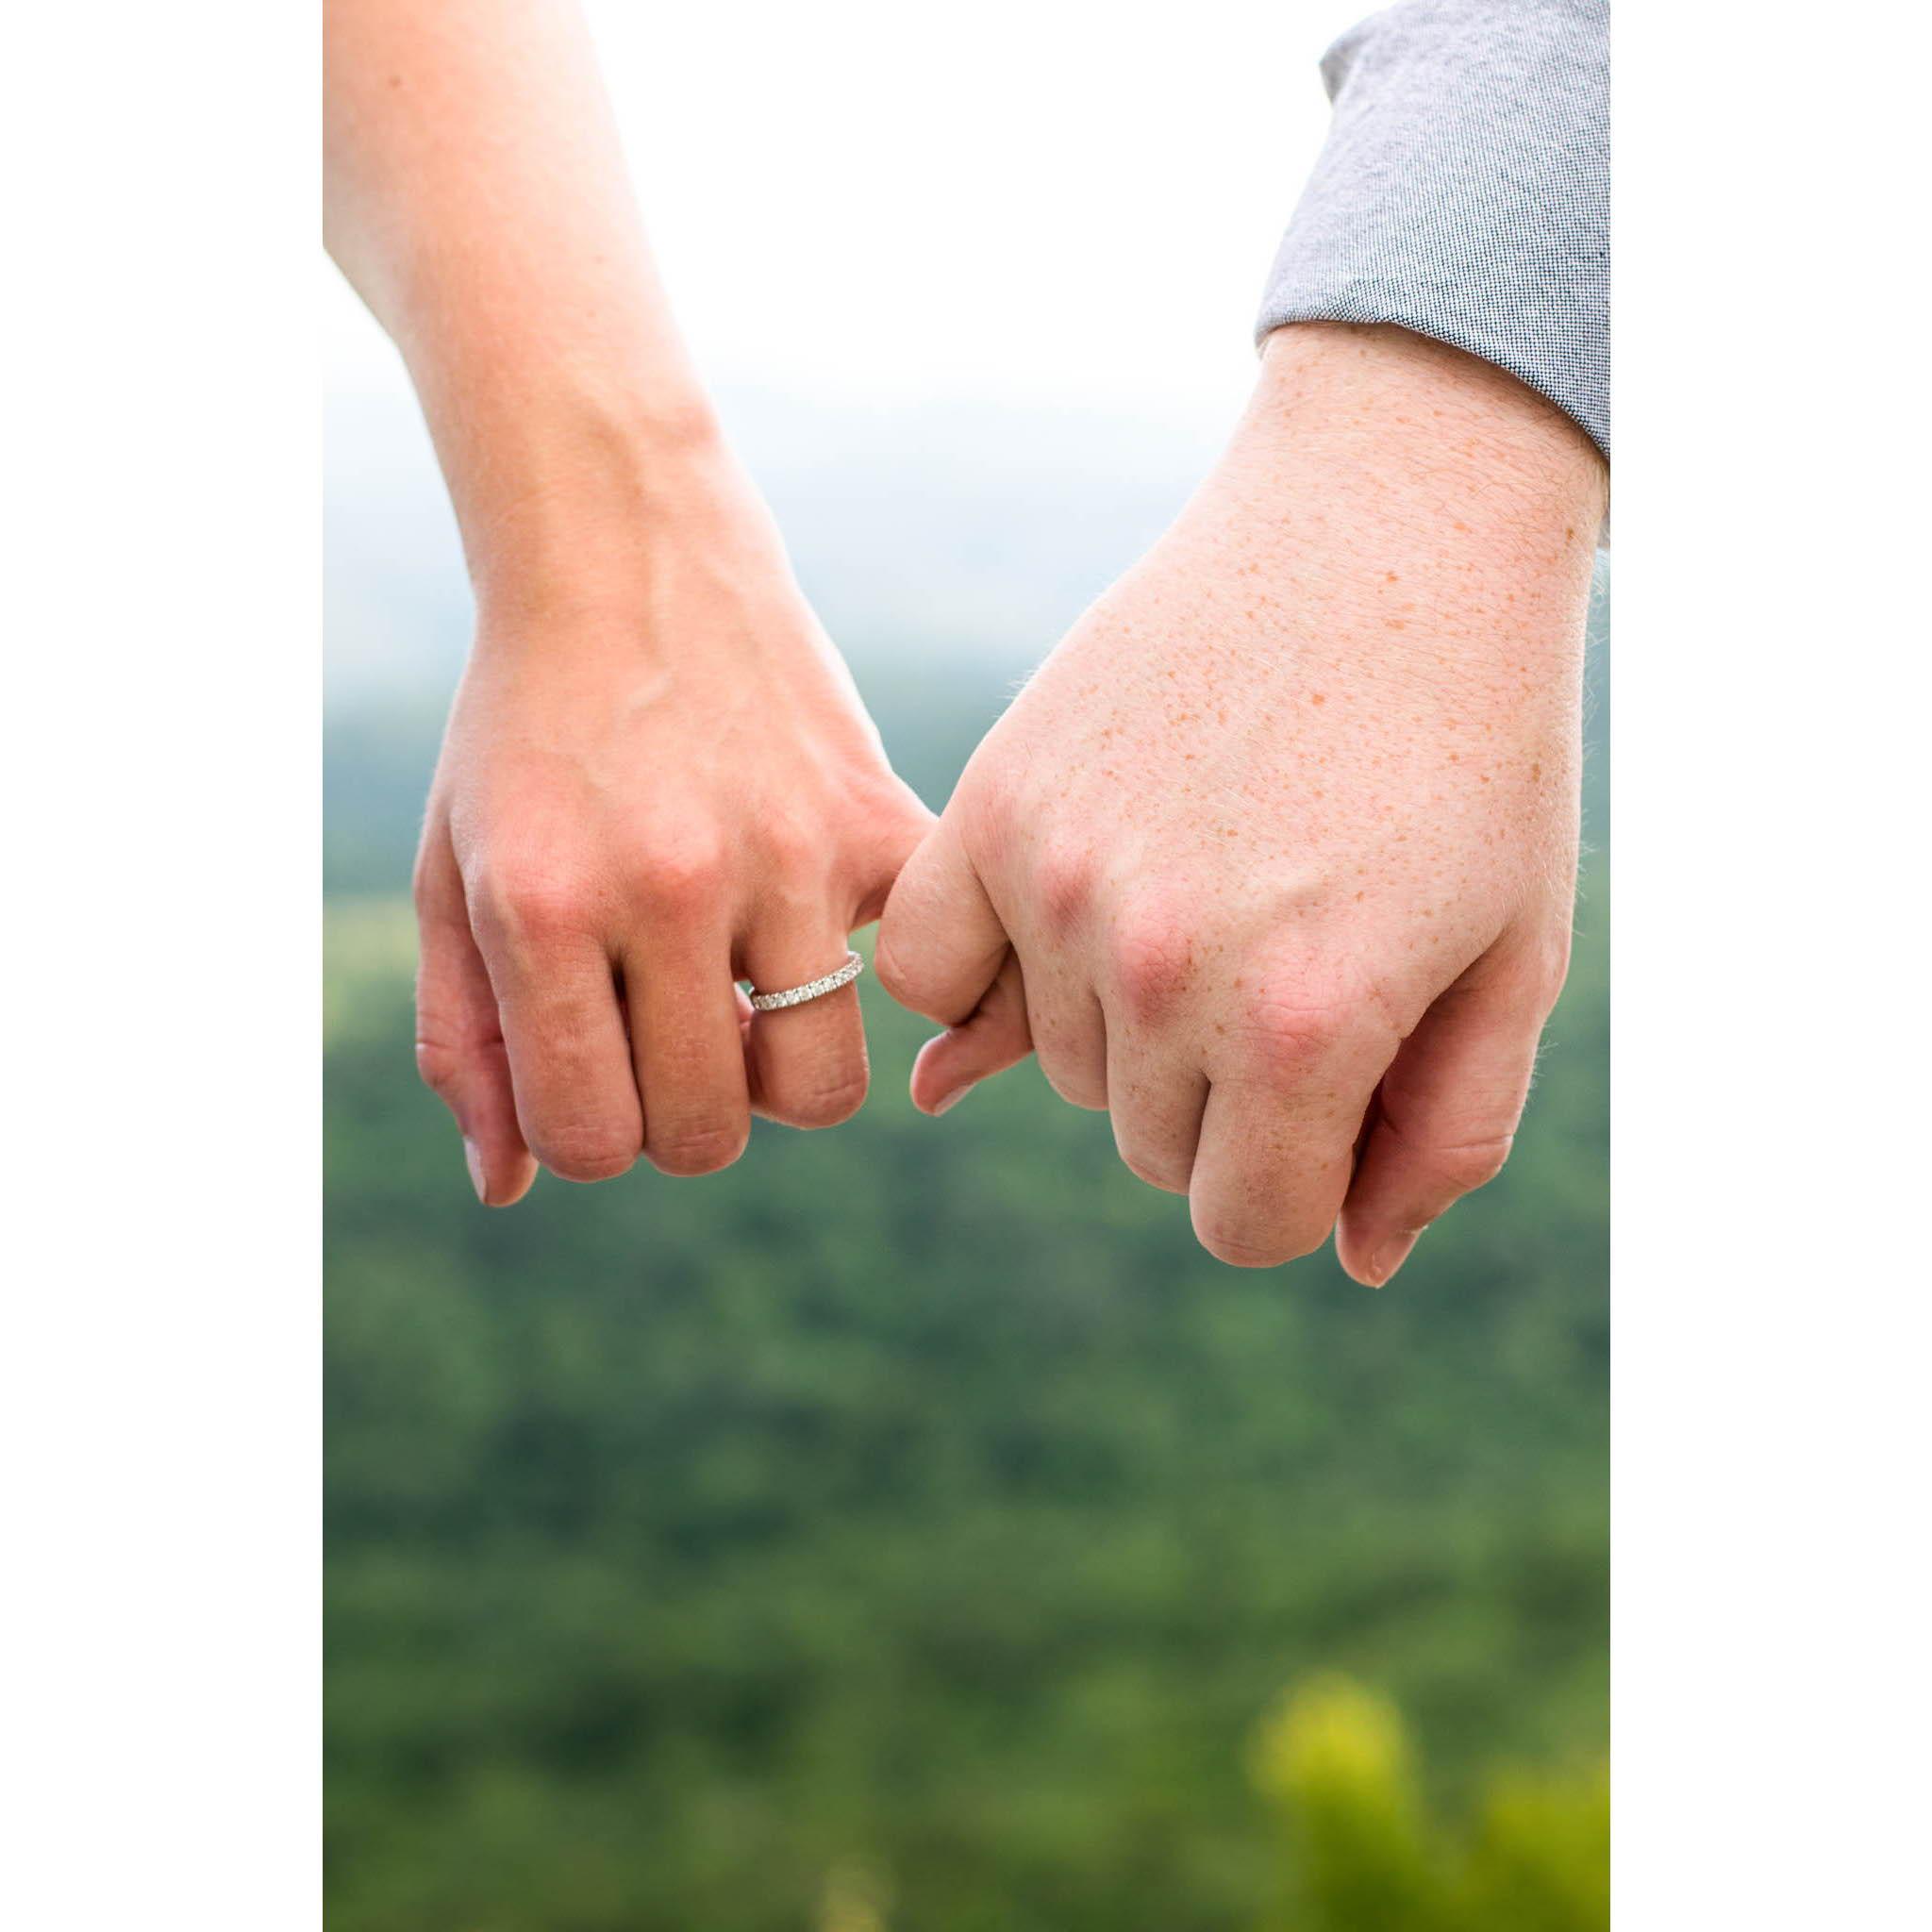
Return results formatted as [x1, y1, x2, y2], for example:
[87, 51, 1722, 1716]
[1614, 2, 1928, 1920]
[3, 3, 319, 1924]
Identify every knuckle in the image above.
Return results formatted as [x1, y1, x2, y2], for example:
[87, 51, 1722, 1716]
[1489, 926, 1573, 1019]
[756, 811, 825, 888]
[1032, 842, 1097, 939]
[1108, 897, 1196, 1026]
[1243, 985, 1356, 1081]
[1533, 932, 1574, 1010]
[772, 1067, 870, 1130]
[536, 1132, 638, 1184]
[1425, 1134, 1514, 1195]
[1193, 1221, 1301, 1270]
[1028, 1013, 1108, 1110]
[412, 1038, 462, 1100]
[634, 837, 726, 920]
[1206, 1213, 1333, 1268]
[472, 858, 597, 947]
[1039, 1060, 1108, 1111]
[1117, 1147, 1191, 1195]
[647, 1118, 750, 1177]
[873, 920, 933, 1016]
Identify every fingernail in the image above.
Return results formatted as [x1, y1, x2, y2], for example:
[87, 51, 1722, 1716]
[1367, 1231, 1421, 1288]
[463, 1138, 488, 1205]
[932, 1080, 977, 1117]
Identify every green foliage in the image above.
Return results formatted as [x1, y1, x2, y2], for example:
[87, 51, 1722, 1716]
[1253, 1679, 1440, 1929]
[1252, 1677, 1607, 1932]
[1459, 1763, 1610, 1932]
[325, 612, 1607, 1931]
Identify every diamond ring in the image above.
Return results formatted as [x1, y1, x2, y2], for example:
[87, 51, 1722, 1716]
[745, 949, 865, 1012]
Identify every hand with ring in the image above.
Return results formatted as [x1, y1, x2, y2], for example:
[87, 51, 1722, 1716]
[410, 463, 929, 1205]
[327, 0, 930, 1205]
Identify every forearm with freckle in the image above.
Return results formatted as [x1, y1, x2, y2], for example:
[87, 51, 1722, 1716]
[323, 0, 727, 592]
[1182, 326, 1604, 711]
[1246, 325, 1607, 550]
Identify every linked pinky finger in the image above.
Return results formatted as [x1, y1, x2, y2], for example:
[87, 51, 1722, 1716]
[908, 953, 1032, 1116]
[413, 835, 538, 1208]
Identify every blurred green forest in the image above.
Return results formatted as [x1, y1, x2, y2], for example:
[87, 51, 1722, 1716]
[325, 586, 1607, 1931]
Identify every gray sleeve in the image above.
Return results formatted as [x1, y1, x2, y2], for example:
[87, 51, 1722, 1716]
[1256, 0, 1608, 458]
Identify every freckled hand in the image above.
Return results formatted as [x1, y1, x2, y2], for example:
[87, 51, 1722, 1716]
[877, 323, 1604, 1278]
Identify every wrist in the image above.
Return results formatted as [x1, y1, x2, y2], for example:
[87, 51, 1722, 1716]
[442, 372, 782, 626]
[1136, 323, 1601, 717]
[1247, 323, 1607, 541]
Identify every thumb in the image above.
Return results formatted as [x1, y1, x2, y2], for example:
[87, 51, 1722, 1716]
[875, 817, 1033, 1113]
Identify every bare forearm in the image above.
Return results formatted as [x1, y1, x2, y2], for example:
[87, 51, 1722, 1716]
[323, 0, 726, 604]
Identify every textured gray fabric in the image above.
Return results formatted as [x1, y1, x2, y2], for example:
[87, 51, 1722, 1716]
[1257, 0, 1608, 457]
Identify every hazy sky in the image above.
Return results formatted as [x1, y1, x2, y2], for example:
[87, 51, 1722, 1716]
[325, 1, 1364, 421]
[325, 3, 1370, 700]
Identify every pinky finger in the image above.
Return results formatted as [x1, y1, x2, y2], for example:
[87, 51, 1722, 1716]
[413, 832, 538, 1207]
[908, 953, 1032, 1116]
[1336, 958, 1550, 1287]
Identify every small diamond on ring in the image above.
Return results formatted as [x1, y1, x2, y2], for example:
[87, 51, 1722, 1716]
[745, 950, 866, 1012]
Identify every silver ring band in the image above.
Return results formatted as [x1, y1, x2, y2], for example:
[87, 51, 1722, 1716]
[746, 949, 865, 1012]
